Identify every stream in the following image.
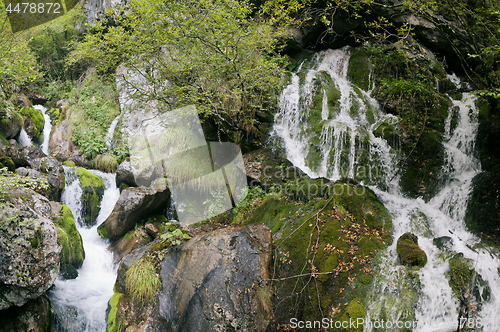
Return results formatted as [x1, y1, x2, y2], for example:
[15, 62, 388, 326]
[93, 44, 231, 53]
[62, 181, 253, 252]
[273, 47, 500, 331]
[48, 167, 119, 331]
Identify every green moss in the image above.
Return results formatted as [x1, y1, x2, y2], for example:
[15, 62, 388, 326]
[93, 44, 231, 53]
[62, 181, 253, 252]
[448, 253, 473, 298]
[97, 223, 109, 239]
[0, 156, 15, 172]
[55, 204, 85, 276]
[107, 291, 124, 332]
[348, 50, 371, 91]
[77, 167, 105, 226]
[124, 229, 135, 240]
[19, 107, 45, 138]
[76, 167, 104, 189]
[397, 233, 427, 267]
[338, 299, 365, 332]
[63, 160, 76, 167]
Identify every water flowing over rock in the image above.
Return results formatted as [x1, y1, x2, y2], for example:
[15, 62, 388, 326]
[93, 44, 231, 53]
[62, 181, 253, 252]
[0, 188, 60, 310]
[97, 185, 170, 240]
[110, 224, 273, 332]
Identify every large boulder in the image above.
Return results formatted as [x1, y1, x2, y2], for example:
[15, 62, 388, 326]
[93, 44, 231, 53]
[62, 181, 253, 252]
[76, 167, 105, 227]
[50, 202, 85, 279]
[28, 156, 65, 201]
[49, 119, 74, 162]
[0, 187, 61, 310]
[108, 224, 273, 332]
[397, 232, 427, 267]
[115, 159, 138, 189]
[97, 185, 170, 240]
[0, 107, 23, 140]
[0, 294, 51, 332]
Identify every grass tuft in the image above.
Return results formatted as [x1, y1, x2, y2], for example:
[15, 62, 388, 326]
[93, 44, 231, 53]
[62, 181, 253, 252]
[125, 258, 161, 304]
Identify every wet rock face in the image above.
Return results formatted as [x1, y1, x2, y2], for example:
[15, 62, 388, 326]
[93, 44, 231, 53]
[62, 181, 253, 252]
[158, 225, 273, 332]
[97, 185, 170, 240]
[0, 188, 61, 310]
[397, 232, 427, 267]
[0, 107, 22, 140]
[49, 119, 74, 162]
[109, 225, 273, 332]
[0, 294, 51, 332]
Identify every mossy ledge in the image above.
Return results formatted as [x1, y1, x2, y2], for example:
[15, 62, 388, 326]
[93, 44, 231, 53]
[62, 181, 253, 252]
[76, 167, 105, 227]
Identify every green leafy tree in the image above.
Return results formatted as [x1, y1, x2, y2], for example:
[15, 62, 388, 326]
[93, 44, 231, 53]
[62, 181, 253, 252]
[72, 0, 286, 142]
[0, 4, 39, 92]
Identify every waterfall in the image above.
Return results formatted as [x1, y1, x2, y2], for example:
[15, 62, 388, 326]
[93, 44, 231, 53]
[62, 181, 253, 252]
[17, 128, 33, 147]
[273, 50, 500, 331]
[33, 104, 52, 155]
[106, 115, 120, 149]
[49, 167, 120, 332]
[272, 47, 399, 188]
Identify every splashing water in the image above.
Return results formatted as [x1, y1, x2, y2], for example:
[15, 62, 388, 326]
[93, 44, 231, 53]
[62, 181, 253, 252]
[33, 104, 52, 155]
[272, 49, 500, 331]
[49, 167, 120, 332]
[17, 128, 33, 147]
[106, 115, 121, 149]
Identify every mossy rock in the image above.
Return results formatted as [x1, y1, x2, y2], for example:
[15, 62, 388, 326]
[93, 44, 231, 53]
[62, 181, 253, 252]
[348, 50, 371, 91]
[0, 156, 15, 172]
[19, 107, 45, 139]
[63, 160, 76, 167]
[448, 253, 473, 298]
[338, 299, 365, 332]
[54, 204, 85, 279]
[76, 167, 105, 227]
[106, 291, 125, 332]
[397, 233, 427, 267]
[257, 182, 392, 326]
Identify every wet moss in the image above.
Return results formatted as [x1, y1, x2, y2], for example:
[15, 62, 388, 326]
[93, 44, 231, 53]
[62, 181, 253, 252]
[107, 291, 124, 332]
[0, 156, 15, 172]
[348, 50, 371, 91]
[396, 233, 427, 267]
[19, 106, 45, 139]
[77, 167, 104, 226]
[338, 299, 365, 332]
[55, 204, 85, 278]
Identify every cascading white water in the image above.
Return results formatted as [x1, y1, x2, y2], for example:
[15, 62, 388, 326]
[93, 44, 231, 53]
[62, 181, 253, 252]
[49, 167, 120, 332]
[17, 128, 33, 147]
[106, 115, 120, 149]
[33, 104, 52, 155]
[273, 49, 500, 331]
[272, 47, 399, 188]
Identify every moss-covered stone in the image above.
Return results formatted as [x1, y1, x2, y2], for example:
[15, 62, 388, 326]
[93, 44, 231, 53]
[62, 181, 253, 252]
[348, 50, 371, 91]
[53, 204, 85, 279]
[0, 156, 15, 172]
[235, 179, 392, 328]
[397, 233, 427, 267]
[76, 167, 105, 227]
[63, 160, 76, 167]
[106, 291, 125, 332]
[338, 299, 365, 332]
[448, 253, 473, 298]
[19, 107, 45, 139]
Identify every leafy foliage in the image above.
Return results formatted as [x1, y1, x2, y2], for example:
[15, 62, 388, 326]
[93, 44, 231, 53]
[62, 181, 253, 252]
[73, 0, 286, 142]
[0, 4, 39, 91]
[159, 227, 191, 246]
